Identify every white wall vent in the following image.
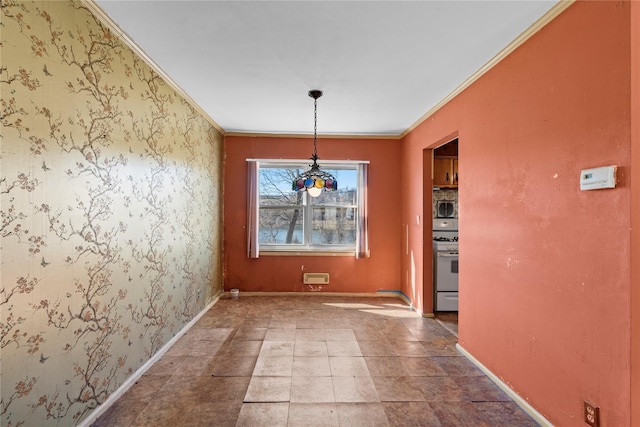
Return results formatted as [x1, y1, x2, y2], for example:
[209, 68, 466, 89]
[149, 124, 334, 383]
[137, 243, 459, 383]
[303, 273, 329, 285]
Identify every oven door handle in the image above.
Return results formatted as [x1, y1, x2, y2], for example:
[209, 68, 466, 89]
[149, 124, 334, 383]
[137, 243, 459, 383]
[438, 252, 458, 257]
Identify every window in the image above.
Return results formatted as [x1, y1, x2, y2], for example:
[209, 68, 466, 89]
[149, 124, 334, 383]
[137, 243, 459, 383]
[247, 160, 369, 257]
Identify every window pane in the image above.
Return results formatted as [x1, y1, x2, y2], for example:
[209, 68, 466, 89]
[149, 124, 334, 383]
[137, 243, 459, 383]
[259, 207, 304, 244]
[259, 167, 304, 206]
[260, 191, 305, 207]
[311, 207, 357, 245]
[312, 168, 358, 206]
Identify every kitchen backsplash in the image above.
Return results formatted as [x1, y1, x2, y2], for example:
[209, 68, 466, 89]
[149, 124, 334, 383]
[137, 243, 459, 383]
[433, 189, 459, 218]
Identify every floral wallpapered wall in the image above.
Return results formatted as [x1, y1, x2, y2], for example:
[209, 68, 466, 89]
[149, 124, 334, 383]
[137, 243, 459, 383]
[1, 1, 224, 425]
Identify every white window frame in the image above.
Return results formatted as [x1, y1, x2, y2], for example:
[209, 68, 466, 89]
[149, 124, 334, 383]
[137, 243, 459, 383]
[247, 159, 369, 257]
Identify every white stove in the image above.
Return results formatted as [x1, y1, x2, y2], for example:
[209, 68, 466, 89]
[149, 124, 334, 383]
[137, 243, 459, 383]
[433, 237, 458, 252]
[433, 219, 458, 249]
[433, 218, 458, 311]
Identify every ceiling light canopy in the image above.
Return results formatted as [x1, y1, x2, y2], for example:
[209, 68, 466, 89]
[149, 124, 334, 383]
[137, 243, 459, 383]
[292, 90, 337, 198]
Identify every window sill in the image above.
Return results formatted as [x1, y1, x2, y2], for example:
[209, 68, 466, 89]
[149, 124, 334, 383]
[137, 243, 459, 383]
[258, 250, 355, 257]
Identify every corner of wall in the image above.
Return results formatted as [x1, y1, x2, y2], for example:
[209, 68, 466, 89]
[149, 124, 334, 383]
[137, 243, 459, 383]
[630, 1, 640, 425]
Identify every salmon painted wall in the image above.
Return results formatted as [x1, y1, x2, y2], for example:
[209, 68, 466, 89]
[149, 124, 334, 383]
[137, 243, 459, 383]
[402, 2, 632, 426]
[224, 136, 401, 293]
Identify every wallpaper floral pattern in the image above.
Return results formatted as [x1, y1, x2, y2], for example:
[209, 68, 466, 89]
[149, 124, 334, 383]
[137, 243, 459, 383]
[1, 1, 224, 425]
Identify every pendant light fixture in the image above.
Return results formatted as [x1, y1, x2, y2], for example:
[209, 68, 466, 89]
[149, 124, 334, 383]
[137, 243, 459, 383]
[291, 90, 337, 197]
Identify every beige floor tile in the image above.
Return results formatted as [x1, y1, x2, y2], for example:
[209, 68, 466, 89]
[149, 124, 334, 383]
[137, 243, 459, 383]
[143, 355, 186, 376]
[122, 375, 171, 401]
[172, 355, 218, 377]
[91, 400, 149, 427]
[269, 318, 297, 329]
[244, 376, 291, 402]
[224, 340, 263, 357]
[364, 356, 410, 377]
[399, 356, 448, 376]
[335, 402, 390, 427]
[332, 376, 380, 403]
[265, 328, 297, 341]
[287, 403, 339, 427]
[234, 327, 267, 340]
[253, 356, 293, 376]
[129, 400, 183, 426]
[433, 355, 484, 376]
[292, 356, 331, 376]
[353, 328, 387, 341]
[296, 318, 324, 329]
[180, 401, 243, 427]
[357, 340, 396, 357]
[294, 341, 328, 357]
[413, 376, 467, 402]
[453, 376, 511, 402]
[382, 402, 441, 427]
[190, 376, 251, 403]
[383, 330, 419, 342]
[329, 357, 370, 377]
[420, 335, 460, 356]
[236, 402, 289, 427]
[389, 340, 428, 357]
[427, 401, 490, 426]
[241, 317, 271, 328]
[290, 376, 335, 403]
[371, 376, 426, 402]
[322, 318, 353, 329]
[325, 328, 357, 341]
[211, 355, 257, 377]
[259, 340, 295, 357]
[474, 401, 541, 427]
[295, 328, 326, 341]
[327, 340, 362, 357]
[186, 327, 234, 341]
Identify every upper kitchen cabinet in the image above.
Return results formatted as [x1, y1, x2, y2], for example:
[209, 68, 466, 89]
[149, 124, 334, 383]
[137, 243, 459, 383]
[433, 157, 458, 187]
[433, 139, 458, 188]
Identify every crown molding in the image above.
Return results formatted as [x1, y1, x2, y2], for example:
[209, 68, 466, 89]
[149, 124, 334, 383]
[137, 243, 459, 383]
[400, 0, 575, 139]
[82, 0, 226, 136]
[224, 132, 401, 140]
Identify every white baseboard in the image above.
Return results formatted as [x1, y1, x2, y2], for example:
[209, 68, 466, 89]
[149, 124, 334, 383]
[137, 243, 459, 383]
[455, 343, 553, 427]
[226, 290, 403, 298]
[78, 294, 221, 427]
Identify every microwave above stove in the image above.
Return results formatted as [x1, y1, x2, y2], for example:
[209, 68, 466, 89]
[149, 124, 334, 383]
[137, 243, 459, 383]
[436, 201, 455, 218]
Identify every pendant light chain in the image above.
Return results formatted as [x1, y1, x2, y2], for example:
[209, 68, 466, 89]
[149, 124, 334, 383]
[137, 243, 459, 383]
[313, 97, 318, 159]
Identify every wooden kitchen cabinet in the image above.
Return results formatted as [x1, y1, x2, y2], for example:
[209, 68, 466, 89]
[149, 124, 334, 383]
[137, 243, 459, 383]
[453, 158, 458, 185]
[433, 156, 458, 187]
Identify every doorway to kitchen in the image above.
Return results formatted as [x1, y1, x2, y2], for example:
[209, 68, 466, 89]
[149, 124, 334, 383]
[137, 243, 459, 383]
[430, 137, 459, 336]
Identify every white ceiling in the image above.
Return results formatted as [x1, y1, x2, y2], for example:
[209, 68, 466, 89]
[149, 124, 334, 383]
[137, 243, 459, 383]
[95, 1, 558, 136]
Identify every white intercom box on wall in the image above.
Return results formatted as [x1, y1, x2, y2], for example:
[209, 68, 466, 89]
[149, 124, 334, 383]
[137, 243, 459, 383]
[579, 165, 617, 191]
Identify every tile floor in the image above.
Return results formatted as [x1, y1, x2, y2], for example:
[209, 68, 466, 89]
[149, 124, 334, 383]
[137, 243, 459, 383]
[435, 312, 459, 337]
[92, 295, 539, 426]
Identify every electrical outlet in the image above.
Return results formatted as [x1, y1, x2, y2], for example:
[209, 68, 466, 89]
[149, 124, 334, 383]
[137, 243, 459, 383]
[584, 401, 600, 427]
